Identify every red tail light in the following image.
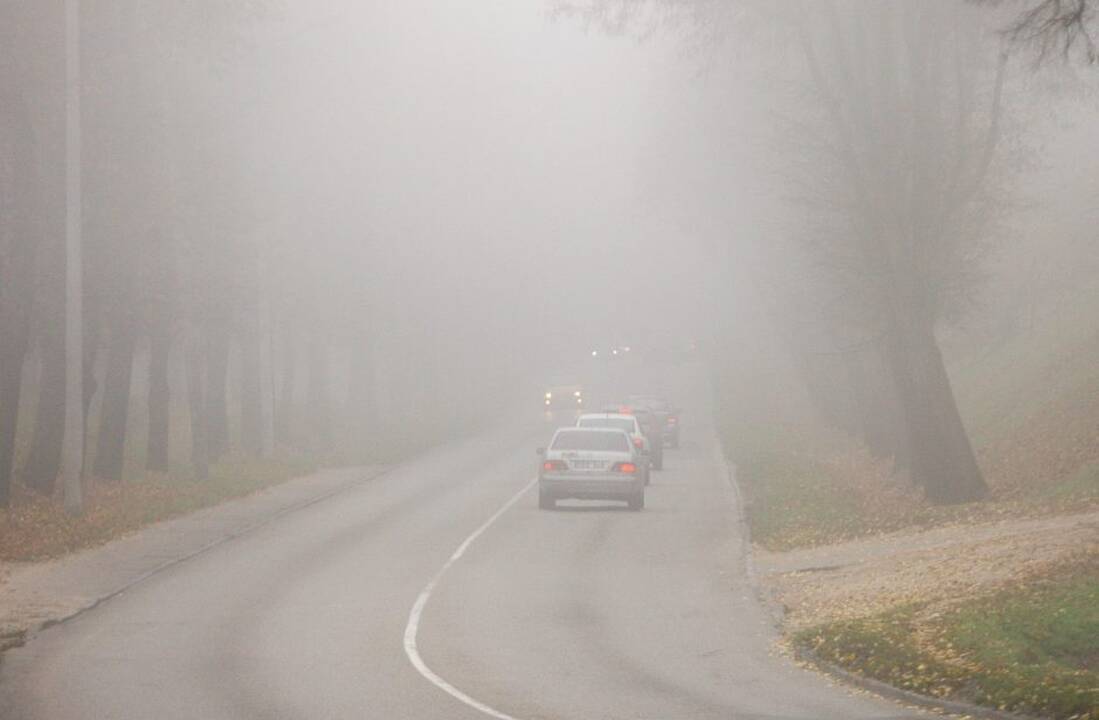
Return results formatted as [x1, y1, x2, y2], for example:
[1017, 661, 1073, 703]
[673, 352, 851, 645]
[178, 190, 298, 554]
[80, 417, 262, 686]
[613, 462, 638, 474]
[542, 460, 566, 472]
[667, 416, 678, 424]
[632, 437, 643, 449]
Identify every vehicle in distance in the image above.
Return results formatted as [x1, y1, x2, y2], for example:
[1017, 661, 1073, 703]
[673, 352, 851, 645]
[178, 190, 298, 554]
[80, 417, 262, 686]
[576, 412, 651, 484]
[538, 427, 645, 511]
[544, 384, 584, 410]
[627, 394, 680, 448]
[606, 404, 664, 470]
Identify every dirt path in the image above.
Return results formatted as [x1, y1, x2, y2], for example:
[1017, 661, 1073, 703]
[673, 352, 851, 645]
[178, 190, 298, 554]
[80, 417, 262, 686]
[756, 508, 1099, 631]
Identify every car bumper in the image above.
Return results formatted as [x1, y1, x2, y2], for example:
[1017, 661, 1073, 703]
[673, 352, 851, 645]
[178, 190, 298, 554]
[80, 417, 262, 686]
[539, 474, 643, 500]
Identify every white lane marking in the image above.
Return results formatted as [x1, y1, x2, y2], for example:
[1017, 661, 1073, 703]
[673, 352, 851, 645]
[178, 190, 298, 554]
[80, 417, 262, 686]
[403, 477, 538, 720]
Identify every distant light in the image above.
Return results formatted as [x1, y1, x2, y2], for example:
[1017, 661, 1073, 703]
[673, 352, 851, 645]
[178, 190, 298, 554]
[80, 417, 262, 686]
[623, 346, 631, 352]
[574, 390, 582, 397]
[591, 350, 598, 357]
[545, 392, 552, 399]
[612, 349, 618, 355]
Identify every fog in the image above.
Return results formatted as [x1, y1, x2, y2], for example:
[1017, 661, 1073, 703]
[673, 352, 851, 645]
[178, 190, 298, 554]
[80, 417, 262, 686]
[5, 3, 1099, 719]
[1, 0, 1098, 504]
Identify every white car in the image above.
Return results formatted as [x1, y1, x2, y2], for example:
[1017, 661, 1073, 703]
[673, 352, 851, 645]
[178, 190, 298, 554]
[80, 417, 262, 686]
[575, 413, 651, 485]
[538, 427, 646, 511]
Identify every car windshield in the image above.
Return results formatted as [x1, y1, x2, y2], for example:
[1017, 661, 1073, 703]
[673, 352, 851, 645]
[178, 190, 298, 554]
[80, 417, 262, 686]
[552, 430, 629, 452]
[578, 417, 635, 432]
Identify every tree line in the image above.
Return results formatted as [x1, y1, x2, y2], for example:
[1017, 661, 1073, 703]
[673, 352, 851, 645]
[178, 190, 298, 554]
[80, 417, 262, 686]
[0, 3, 519, 511]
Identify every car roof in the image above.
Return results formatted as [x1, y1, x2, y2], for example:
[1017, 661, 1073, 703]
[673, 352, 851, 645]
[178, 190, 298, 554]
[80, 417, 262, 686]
[554, 426, 629, 434]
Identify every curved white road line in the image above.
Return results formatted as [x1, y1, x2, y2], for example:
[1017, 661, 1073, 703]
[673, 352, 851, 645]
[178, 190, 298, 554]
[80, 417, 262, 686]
[403, 477, 538, 720]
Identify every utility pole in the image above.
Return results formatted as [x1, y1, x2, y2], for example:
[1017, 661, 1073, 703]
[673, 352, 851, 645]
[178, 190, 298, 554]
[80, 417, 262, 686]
[62, 0, 84, 515]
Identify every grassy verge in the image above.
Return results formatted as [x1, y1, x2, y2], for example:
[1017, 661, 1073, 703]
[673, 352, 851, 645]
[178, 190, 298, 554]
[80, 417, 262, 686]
[717, 279, 1099, 551]
[795, 559, 1099, 720]
[735, 441, 1099, 551]
[0, 453, 315, 562]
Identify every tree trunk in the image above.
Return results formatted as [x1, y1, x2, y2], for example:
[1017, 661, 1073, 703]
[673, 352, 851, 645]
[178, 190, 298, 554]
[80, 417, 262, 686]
[0, 314, 32, 508]
[93, 309, 137, 480]
[185, 331, 208, 481]
[81, 294, 102, 466]
[146, 324, 171, 472]
[239, 323, 263, 456]
[205, 324, 230, 461]
[884, 317, 986, 503]
[22, 328, 65, 493]
[0, 85, 41, 507]
[22, 94, 66, 495]
[61, 0, 84, 515]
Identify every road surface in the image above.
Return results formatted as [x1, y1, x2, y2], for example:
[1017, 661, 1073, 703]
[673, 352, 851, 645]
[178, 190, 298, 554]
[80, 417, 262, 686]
[0, 380, 924, 719]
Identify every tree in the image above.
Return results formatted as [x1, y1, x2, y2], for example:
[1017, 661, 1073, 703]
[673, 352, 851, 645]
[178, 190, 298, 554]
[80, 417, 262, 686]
[987, 0, 1097, 63]
[559, 0, 1007, 503]
[61, 0, 84, 514]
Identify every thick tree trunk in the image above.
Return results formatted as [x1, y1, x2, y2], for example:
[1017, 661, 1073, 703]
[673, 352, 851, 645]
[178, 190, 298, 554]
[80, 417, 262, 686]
[93, 310, 137, 480]
[23, 111, 66, 495]
[80, 295, 102, 466]
[205, 324, 230, 461]
[185, 331, 208, 481]
[146, 325, 171, 472]
[0, 315, 31, 507]
[884, 318, 986, 504]
[239, 323, 263, 456]
[0, 86, 41, 506]
[23, 328, 65, 493]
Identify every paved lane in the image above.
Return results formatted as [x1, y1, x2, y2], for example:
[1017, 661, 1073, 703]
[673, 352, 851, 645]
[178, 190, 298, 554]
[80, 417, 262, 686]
[0, 384, 924, 719]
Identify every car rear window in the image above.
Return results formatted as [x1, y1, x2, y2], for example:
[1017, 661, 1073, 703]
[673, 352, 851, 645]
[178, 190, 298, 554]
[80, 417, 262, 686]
[551, 430, 629, 452]
[578, 417, 635, 432]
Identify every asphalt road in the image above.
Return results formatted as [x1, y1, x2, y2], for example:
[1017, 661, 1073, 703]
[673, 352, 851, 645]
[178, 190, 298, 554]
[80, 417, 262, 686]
[0, 385, 925, 719]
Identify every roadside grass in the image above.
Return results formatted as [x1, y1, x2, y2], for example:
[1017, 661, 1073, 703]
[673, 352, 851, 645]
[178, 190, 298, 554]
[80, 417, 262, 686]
[0, 453, 316, 562]
[0, 405, 499, 563]
[795, 558, 1099, 720]
[735, 440, 1099, 552]
[738, 450, 905, 551]
[721, 280, 1099, 550]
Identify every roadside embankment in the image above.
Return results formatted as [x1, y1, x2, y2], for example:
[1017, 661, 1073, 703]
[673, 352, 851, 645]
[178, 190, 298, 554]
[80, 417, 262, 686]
[753, 504, 1099, 719]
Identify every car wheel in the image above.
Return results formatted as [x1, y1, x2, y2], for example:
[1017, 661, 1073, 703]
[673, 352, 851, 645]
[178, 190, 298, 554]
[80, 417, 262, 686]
[538, 491, 555, 510]
[628, 492, 644, 511]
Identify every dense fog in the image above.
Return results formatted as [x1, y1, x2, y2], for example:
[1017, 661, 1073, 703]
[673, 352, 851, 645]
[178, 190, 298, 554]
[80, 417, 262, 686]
[1, 0, 1097, 507]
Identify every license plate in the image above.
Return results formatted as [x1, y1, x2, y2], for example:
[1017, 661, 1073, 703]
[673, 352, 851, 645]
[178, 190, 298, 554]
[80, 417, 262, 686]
[570, 460, 604, 470]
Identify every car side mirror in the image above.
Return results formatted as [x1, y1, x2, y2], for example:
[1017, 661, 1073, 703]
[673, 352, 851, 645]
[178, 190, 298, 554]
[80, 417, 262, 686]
[536, 447, 545, 456]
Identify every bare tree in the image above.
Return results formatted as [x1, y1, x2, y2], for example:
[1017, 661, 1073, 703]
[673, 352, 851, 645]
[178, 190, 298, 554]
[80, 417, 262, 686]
[559, 0, 1009, 503]
[986, 0, 1097, 63]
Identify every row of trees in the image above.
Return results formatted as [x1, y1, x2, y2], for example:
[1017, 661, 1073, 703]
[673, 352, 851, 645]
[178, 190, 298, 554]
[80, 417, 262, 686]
[0, 3, 520, 511]
[559, 0, 1095, 503]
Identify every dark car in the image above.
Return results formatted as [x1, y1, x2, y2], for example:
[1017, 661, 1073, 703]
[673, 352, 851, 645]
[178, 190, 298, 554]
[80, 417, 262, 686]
[605, 403, 664, 470]
[627, 394, 680, 448]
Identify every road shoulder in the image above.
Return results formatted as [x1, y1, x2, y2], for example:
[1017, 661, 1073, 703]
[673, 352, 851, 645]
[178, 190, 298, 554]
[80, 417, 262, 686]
[0, 465, 386, 654]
